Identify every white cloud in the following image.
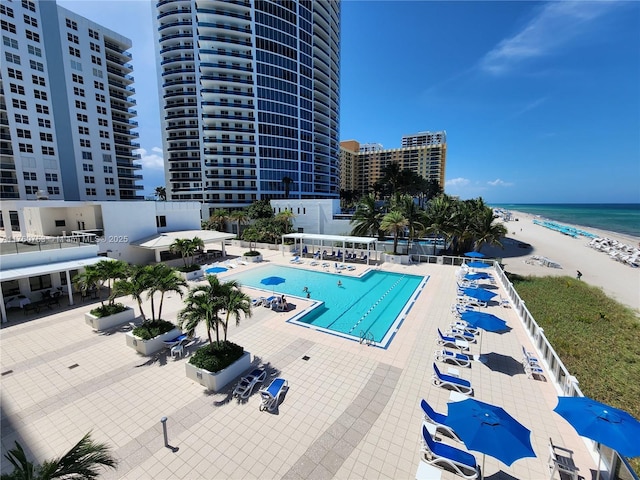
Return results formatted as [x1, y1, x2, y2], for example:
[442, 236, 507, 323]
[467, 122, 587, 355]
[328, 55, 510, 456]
[480, 1, 621, 75]
[135, 147, 165, 171]
[445, 177, 470, 187]
[487, 179, 513, 187]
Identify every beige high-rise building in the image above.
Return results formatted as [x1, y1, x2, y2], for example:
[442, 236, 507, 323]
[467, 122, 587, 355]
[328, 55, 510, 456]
[340, 131, 446, 195]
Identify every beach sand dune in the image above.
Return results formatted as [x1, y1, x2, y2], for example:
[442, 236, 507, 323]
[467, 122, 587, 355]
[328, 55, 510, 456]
[480, 210, 640, 313]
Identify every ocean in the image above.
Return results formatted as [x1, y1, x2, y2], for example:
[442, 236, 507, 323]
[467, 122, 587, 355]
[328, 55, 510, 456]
[491, 204, 640, 239]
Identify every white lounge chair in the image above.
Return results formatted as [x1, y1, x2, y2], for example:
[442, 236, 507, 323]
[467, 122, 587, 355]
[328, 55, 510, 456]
[436, 329, 469, 351]
[420, 423, 480, 479]
[420, 399, 462, 441]
[259, 377, 288, 412]
[432, 363, 473, 395]
[435, 349, 472, 368]
[232, 368, 267, 399]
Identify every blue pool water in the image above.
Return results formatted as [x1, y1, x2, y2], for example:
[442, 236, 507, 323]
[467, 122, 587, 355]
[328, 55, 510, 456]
[226, 264, 427, 348]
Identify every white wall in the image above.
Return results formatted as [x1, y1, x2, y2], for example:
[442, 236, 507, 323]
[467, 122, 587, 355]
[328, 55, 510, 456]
[156, 201, 202, 232]
[270, 199, 352, 235]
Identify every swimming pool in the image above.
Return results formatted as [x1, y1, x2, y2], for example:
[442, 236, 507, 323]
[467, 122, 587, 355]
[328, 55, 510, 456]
[226, 264, 428, 348]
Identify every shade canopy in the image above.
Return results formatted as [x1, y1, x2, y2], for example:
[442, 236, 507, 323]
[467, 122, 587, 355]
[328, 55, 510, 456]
[447, 398, 536, 466]
[260, 276, 286, 287]
[464, 272, 491, 281]
[554, 396, 640, 458]
[462, 287, 497, 302]
[464, 251, 486, 258]
[460, 311, 508, 332]
[466, 261, 490, 269]
[206, 266, 228, 274]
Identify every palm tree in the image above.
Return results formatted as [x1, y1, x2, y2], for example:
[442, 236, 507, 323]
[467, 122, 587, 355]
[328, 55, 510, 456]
[206, 209, 228, 231]
[170, 238, 196, 267]
[228, 210, 249, 237]
[93, 260, 128, 305]
[178, 275, 227, 346]
[146, 264, 186, 322]
[350, 193, 382, 239]
[281, 176, 293, 199]
[381, 210, 408, 255]
[275, 209, 295, 236]
[393, 194, 426, 252]
[242, 226, 261, 253]
[470, 207, 508, 252]
[423, 194, 457, 251]
[111, 264, 152, 321]
[73, 267, 102, 305]
[154, 186, 166, 201]
[219, 284, 252, 341]
[2, 431, 117, 480]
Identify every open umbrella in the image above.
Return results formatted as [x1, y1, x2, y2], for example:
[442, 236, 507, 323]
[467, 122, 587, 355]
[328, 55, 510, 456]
[260, 276, 286, 293]
[460, 311, 509, 362]
[554, 396, 640, 480]
[205, 266, 228, 274]
[464, 251, 486, 258]
[466, 261, 490, 269]
[462, 287, 497, 303]
[464, 272, 491, 281]
[447, 398, 536, 473]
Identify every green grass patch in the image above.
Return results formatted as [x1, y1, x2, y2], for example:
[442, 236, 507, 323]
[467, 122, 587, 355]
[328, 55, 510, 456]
[509, 274, 640, 472]
[188, 341, 244, 373]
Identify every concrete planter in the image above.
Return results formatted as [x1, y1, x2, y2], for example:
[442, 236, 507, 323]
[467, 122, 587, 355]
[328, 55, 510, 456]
[185, 351, 251, 392]
[125, 327, 182, 356]
[178, 269, 203, 281]
[383, 253, 411, 265]
[85, 307, 135, 331]
[243, 254, 263, 263]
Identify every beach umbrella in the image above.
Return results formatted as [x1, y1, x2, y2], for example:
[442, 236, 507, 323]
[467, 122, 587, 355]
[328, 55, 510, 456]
[460, 311, 507, 332]
[466, 261, 490, 269]
[206, 266, 228, 274]
[260, 275, 286, 293]
[462, 287, 497, 303]
[554, 396, 640, 480]
[464, 272, 491, 281]
[464, 251, 486, 258]
[447, 398, 536, 471]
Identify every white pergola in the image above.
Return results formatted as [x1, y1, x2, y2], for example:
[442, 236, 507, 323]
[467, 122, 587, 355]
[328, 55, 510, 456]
[130, 230, 236, 263]
[281, 233, 378, 265]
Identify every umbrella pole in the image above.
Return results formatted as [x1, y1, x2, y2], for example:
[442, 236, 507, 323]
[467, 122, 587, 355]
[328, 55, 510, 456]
[595, 450, 602, 480]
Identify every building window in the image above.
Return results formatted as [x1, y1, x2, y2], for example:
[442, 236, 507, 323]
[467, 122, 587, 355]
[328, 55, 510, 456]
[25, 29, 39, 42]
[98, 118, 108, 126]
[47, 186, 60, 195]
[16, 128, 30, 138]
[42, 146, 55, 155]
[25, 185, 39, 195]
[45, 173, 58, 182]
[103, 166, 113, 173]
[68, 46, 80, 57]
[29, 59, 44, 71]
[12, 99, 27, 109]
[104, 177, 114, 185]
[73, 86, 85, 97]
[14, 114, 28, 124]
[19, 143, 33, 153]
[0, 5, 14, 17]
[72, 73, 83, 84]
[96, 106, 107, 115]
[35, 104, 49, 114]
[156, 216, 167, 228]
[84, 176, 95, 184]
[65, 18, 77, 30]
[106, 188, 115, 196]
[91, 55, 101, 66]
[77, 113, 88, 122]
[22, 1, 36, 13]
[8, 68, 23, 80]
[5, 52, 20, 64]
[23, 14, 38, 27]
[1, 20, 17, 34]
[29, 274, 52, 292]
[100, 142, 111, 151]
[40, 132, 53, 142]
[27, 44, 41, 57]
[55, 219, 65, 227]
[33, 89, 47, 100]
[78, 126, 89, 135]
[3, 35, 18, 48]
[85, 188, 96, 196]
[67, 32, 79, 43]
[23, 172, 36, 181]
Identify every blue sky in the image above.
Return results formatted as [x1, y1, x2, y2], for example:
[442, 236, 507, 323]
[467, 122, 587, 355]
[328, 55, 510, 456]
[58, 1, 640, 203]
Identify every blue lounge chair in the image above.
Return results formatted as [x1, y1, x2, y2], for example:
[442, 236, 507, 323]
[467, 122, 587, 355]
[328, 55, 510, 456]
[421, 424, 480, 479]
[435, 349, 472, 368]
[163, 333, 188, 348]
[232, 368, 267, 399]
[444, 327, 476, 343]
[421, 399, 461, 441]
[437, 328, 469, 351]
[432, 363, 473, 395]
[259, 377, 288, 412]
[263, 296, 277, 308]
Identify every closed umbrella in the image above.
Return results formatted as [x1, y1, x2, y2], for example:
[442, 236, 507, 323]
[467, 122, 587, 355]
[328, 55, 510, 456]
[554, 396, 640, 480]
[447, 398, 536, 473]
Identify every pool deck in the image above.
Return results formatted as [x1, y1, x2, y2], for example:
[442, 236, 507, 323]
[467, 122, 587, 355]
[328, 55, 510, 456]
[1, 246, 600, 479]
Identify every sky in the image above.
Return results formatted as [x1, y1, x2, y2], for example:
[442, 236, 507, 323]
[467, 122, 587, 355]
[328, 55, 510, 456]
[57, 0, 640, 204]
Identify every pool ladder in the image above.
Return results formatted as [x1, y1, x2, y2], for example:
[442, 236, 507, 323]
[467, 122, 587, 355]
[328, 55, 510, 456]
[359, 330, 375, 346]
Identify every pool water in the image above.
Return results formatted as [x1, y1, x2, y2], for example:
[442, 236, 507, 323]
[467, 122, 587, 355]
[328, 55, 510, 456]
[226, 264, 427, 348]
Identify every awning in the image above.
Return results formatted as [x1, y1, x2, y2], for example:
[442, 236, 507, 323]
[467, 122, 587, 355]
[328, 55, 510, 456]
[0, 256, 114, 282]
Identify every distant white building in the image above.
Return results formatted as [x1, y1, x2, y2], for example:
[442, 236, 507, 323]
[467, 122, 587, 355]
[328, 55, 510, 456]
[270, 199, 352, 236]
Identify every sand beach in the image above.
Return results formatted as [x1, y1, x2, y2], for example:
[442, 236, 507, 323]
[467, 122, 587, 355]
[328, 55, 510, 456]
[481, 210, 640, 312]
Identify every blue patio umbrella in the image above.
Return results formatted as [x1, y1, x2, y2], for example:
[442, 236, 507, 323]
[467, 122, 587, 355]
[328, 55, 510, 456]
[447, 398, 536, 471]
[554, 396, 640, 479]
[464, 272, 491, 281]
[462, 287, 497, 303]
[464, 251, 486, 258]
[205, 266, 228, 274]
[466, 261, 490, 269]
[260, 275, 286, 293]
[460, 311, 508, 332]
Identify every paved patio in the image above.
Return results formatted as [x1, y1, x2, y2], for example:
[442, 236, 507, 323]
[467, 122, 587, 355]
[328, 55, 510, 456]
[1, 246, 599, 480]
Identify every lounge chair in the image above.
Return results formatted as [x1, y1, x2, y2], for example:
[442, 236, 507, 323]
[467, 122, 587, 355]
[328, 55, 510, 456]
[436, 328, 469, 351]
[420, 424, 480, 479]
[259, 377, 288, 412]
[290, 256, 301, 263]
[443, 327, 476, 343]
[347, 265, 356, 271]
[251, 297, 264, 307]
[432, 363, 473, 395]
[434, 349, 472, 368]
[420, 400, 461, 441]
[522, 346, 545, 379]
[232, 368, 267, 399]
[263, 296, 277, 308]
[449, 321, 479, 336]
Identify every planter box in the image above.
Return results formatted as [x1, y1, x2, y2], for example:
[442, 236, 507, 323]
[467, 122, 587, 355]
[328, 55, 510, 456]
[243, 254, 262, 263]
[125, 327, 182, 356]
[185, 351, 251, 392]
[85, 307, 135, 331]
[383, 253, 411, 265]
[178, 269, 203, 281]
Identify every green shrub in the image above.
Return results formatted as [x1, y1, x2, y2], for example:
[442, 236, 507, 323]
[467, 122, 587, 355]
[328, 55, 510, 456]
[243, 250, 261, 257]
[132, 319, 176, 340]
[177, 264, 201, 273]
[90, 303, 127, 318]
[188, 341, 244, 373]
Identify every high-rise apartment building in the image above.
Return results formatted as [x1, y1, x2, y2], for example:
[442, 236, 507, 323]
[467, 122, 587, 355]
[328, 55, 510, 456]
[153, 0, 340, 214]
[340, 131, 447, 196]
[0, 0, 142, 201]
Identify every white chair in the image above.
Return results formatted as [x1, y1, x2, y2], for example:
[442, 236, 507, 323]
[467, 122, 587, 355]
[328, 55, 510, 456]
[171, 343, 184, 359]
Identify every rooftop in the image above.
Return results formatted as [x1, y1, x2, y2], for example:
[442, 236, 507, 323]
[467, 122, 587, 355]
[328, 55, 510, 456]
[0, 245, 603, 480]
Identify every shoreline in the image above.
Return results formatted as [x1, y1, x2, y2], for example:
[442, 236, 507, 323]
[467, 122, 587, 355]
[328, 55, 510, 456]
[481, 209, 640, 313]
